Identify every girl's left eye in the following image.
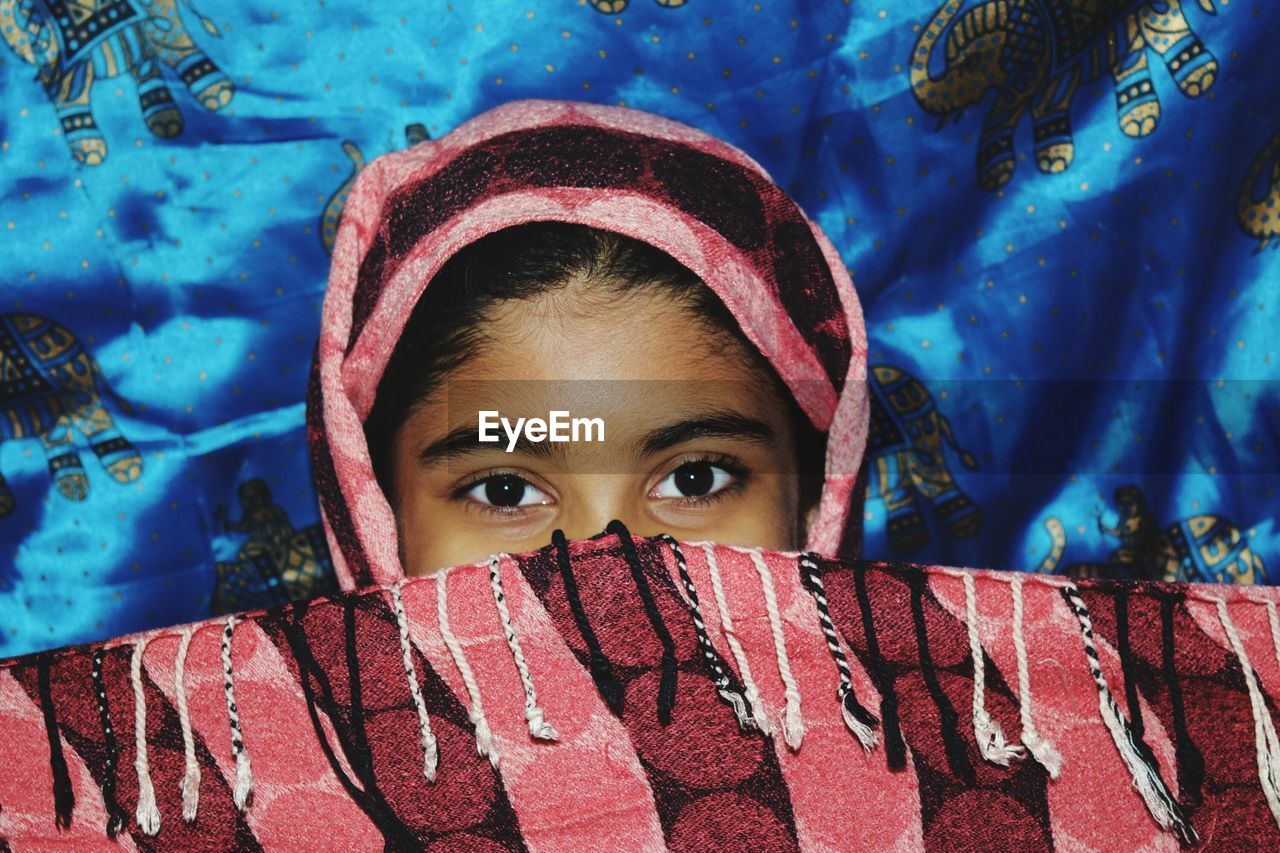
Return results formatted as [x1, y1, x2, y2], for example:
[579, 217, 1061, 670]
[464, 474, 550, 508]
[652, 460, 737, 500]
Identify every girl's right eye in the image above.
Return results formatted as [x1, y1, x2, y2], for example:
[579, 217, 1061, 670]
[464, 474, 551, 509]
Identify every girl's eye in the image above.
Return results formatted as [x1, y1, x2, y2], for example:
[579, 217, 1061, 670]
[653, 460, 736, 499]
[465, 474, 550, 508]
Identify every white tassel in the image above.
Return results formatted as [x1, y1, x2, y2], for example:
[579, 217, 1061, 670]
[749, 549, 804, 751]
[1061, 583, 1196, 845]
[174, 627, 201, 821]
[944, 569, 1024, 766]
[131, 637, 161, 836]
[438, 570, 499, 769]
[701, 543, 773, 737]
[1218, 598, 1280, 828]
[488, 554, 558, 742]
[1009, 575, 1062, 778]
[221, 615, 253, 811]
[390, 579, 439, 782]
[1265, 599, 1280, 677]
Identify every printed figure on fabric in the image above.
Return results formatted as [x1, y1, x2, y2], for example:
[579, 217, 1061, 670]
[1037, 484, 1266, 583]
[910, 0, 1221, 190]
[587, 0, 687, 14]
[865, 365, 983, 555]
[320, 123, 429, 256]
[1239, 129, 1280, 250]
[0, 313, 142, 517]
[0, 0, 234, 165]
[213, 479, 337, 615]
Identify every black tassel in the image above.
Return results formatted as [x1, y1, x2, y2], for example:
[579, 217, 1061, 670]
[36, 655, 74, 831]
[1114, 591, 1160, 769]
[799, 553, 879, 733]
[908, 575, 975, 782]
[853, 564, 907, 769]
[608, 520, 678, 725]
[552, 529, 626, 716]
[90, 650, 127, 838]
[1160, 592, 1205, 808]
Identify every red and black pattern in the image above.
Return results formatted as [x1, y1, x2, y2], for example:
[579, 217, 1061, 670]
[815, 559, 1055, 851]
[10, 645, 259, 849]
[257, 592, 527, 851]
[1079, 583, 1280, 848]
[512, 532, 802, 851]
[347, 123, 851, 388]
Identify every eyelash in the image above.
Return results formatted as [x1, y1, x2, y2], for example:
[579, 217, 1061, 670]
[451, 454, 751, 518]
[658, 453, 749, 509]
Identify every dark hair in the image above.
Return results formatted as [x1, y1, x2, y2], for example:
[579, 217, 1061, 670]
[363, 222, 824, 511]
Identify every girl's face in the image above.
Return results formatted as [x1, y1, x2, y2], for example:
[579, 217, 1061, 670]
[386, 278, 811, 575]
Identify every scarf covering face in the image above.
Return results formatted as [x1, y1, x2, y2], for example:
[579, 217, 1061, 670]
[309, 98, 869, 591]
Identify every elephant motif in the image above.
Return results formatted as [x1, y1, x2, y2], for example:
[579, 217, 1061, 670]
[320, 123, 429, 256]
[0, 0, 234, 166]
[910, 0, 1221, 190]
[0, 312, 142, 515]
[1238, 129, 1280, 250]
[1036, 484, 1266, 583]
[213, 479, 337, 614]
[588, 0, 686, 13]
[865, 364, 984, 555]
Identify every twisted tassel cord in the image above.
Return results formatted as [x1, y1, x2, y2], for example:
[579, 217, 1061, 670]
[552, 529, 625, 716]
[608, 520, 678, 725]
[799, 552, 878, 750]
[1216, 598, 1280, 829]
[908, 575, 974, 782]
[131, 638, 161, 836]
[174, 627, 202, 821]
[659, 534, 758, 731]
[221, 615, 253, 811]
[488, 554, 559, 741]
[1008, 575, 1062, 778]
[389, 579, 439, 781]
[701, 542, 774, 738]
[943, 569, 1024, 766]
[91, 650, 127, 837]
[437, 570, 499, 769]
[1060, 584, 1197, 845]
[1158, 592, 1203, 807]
[748, 548, 804, 750]
[36, 654, 75, 831]
[854, 564, 906, 769]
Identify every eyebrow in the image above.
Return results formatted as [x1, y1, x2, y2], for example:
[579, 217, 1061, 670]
[415, 410, 778, 468]
[636, 412, 776, 456]
[417, 424, 562, 466]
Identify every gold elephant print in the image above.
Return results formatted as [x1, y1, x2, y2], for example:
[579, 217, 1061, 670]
[0, 0, 234, 166]
[0, 313, 142, 516]
[588, 0, 686, 13]
[866, 364, 983, 555]
[1036, 484, 1266, 583]
[910, 0, 1220, 190]
[213, 478, 337, 614]
[1238, 129, 1280, 250]
[320, 123, 429, 256]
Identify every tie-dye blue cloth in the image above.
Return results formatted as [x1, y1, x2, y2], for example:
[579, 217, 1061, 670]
[1, 0, 1276, 656]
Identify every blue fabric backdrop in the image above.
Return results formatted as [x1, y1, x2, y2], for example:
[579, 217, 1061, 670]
[1, 0, 1276, 656]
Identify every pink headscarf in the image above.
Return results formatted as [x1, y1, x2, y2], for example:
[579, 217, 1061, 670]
[308, 98, 870, 591]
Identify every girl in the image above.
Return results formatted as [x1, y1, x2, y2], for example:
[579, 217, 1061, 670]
[308, 99, 870, 589]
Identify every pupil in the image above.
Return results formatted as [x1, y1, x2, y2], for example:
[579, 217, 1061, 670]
[675, 462, 714, 497]
[485, 475, 526, 507]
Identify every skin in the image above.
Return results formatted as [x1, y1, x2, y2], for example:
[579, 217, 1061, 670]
[386, 274, 817, 575]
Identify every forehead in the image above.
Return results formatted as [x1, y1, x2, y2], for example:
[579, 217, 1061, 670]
[403, 286, 793, 436]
